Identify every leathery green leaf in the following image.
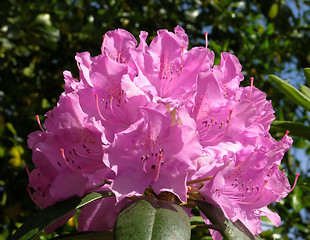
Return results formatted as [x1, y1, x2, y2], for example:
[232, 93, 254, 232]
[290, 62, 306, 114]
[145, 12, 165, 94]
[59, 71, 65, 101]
[269, 74, 310, 111]
[304, 68, 310, 87]
[271, 120, 310, 138]
[114, 196, 191, 240]
[195, 200, 262, 240]
[299, 85, 310, 99]
[291, 186, 303, 212]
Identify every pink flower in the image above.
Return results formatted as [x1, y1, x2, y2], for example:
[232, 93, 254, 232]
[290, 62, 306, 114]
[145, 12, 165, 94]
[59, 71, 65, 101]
[26, 26, 297, 238]
[131, 26, 214, 107]
[27, 92, 111, 207]
[197, 133, 295, 236]
[75, 53, 148, 142]
[106, 102, 202, 202]
[193, 52, 275, 153]
[78, 196, 130, 231]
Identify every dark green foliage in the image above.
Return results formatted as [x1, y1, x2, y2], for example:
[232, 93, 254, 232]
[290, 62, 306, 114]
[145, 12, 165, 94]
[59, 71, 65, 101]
[195, 200, 262, 240]
[114, 197, 191, 240]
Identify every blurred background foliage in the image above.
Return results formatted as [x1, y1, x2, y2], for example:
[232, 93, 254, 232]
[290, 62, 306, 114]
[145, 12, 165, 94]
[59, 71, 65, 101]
[0, 0, 310, 239]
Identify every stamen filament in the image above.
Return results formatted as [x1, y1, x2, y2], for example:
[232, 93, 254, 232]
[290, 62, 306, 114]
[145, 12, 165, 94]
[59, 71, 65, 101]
[180, 46, 185, 70]
[95, 94, 108, 122]
[72, 148, 102, 159]
[154, 149, 163, 182]
[95, 94, 126, 124]
[25, 165, 30, 176]
[35, 115, 45, 132]
[60, 148, 102, 173]
[101, 35, 106, 53]
[27, 187, 40, 206]
[288, 173, 300, 193]
[240, 180, 268, 204]
[249, 77, 254, 98]
[205, 32, 208, 48]
[206, 110, 233, 142]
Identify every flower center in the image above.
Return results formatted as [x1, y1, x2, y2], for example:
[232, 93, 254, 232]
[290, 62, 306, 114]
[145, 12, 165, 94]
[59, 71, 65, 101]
[199, 109, 233, 144]
[60, 147, 103, 173]
[157, 46, 185, 98]
[140, 148, 164, 182]
[35, 115, 45, 132]
[95, 92, 129, 125]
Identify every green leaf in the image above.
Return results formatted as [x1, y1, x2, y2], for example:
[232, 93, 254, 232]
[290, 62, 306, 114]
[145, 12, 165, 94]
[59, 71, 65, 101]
[299, 85, 310, 99]
[11, 191, 113, 240]
[271, 120, 310, 138]
[76, 192, 109, 209]
[6, 122, 17, 135]
[114, 196, 191, 240]
[291, 186, 303, 212]
[195, 200, 262, 240]
[304, 68, 310, 87]
[269, 74, 310, 111]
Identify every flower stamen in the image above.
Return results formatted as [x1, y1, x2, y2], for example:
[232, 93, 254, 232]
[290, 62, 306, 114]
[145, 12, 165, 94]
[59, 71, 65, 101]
[153, 148, 163, 182]
[26, 187, 40, 206]
[288, 173, 300, 193]
[206, 109, 233, 142]
[95, 94, 109, 122]
[246, 77, 254, 98]
[180, 46, 185, 70]
[35, 115, 45, 132]
[25, 165, 30, 176]
[60, 148, 102, 173]
[240, 180, 268, 205]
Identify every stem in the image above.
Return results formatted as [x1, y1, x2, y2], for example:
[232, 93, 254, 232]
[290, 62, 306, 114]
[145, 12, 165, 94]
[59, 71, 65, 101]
[187, 176, 213, 185]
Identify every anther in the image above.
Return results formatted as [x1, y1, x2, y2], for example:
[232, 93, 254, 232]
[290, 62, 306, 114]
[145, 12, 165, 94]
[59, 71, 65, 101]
[241, 180, 268, 205]
[205, 32, 208, 48]
[60, 148, 102, 173]
[207, 110, 233, 142]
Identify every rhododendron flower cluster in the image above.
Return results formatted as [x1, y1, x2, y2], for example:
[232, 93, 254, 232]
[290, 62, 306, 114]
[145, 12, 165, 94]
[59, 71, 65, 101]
[27, 26, 298, 239]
